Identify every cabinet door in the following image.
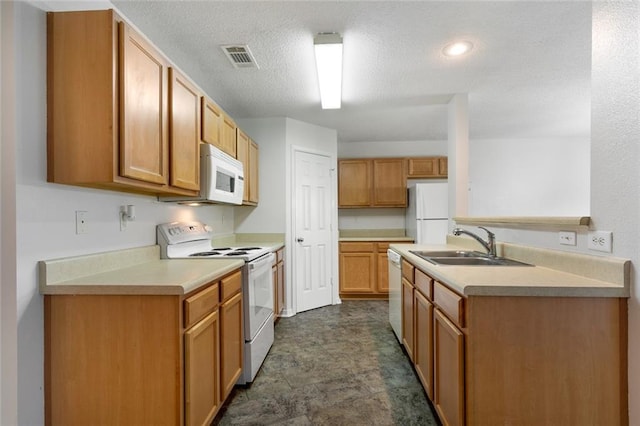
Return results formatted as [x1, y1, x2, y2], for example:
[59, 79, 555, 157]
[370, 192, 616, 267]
[339, 252, 376, 294]
[220, 291, 243, 400]
[119, 22, 168, 185]
[373, 159, 406, 206]
[184, 310, 219, 426]
[407, 158, 439, 177]
[272, 264, 278, 318]
[377, 252, 389, 293]
[201, 97, 222, 147]
[169, 68, 200, 191]
[236, 129, 250, 202]
[434, 308, 465, 426]
[438, 158, 448, 177]
[415, 290, 434, 400]
[402, 278, 415, 362]
[338, 160, 371, 207]
[277, 259, 285, 316]
[220, 114, 237, 157]
[248, 140, 259, 204]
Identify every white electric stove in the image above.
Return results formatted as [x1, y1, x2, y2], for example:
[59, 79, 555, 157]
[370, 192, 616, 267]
[157, 222, 274, 384]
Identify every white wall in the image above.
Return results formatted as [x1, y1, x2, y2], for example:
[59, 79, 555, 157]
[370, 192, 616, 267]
[451, 3, 639, 421]
[234, 117, 287, 233]
[9, 3, 234, 424]
[590, 2, 640, 421]
[468, 137, 590, 216]
[1, 2, 18, 424]
[338, 139, 447, 158]
[338, 139, 447, 231]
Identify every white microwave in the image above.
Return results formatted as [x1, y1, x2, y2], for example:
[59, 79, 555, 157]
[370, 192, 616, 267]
[160, 143, 244, 205]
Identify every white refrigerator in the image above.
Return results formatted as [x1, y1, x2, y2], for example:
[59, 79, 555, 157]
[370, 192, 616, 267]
[405, 181, 449, 244]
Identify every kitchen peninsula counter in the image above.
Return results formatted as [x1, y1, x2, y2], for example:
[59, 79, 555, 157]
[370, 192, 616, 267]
[390, 240, 630, 298]
[339, 228, 414, 242]
[39, 245, 244, 295]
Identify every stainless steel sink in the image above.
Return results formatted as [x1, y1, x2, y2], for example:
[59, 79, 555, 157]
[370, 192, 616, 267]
[409, 250, 532, 267]
[409, 250, 486, 258]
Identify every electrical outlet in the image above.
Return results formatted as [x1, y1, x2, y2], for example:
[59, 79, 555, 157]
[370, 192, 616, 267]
[559, 231, 576, 246]
[75, 211, 88, 234]
[588, 231, 612, 253]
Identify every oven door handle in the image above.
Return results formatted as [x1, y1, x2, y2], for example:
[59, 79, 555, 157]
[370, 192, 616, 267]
[249, 252, 275, 271]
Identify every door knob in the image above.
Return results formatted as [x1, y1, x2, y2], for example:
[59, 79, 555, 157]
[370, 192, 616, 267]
[296, 238, 304, 243]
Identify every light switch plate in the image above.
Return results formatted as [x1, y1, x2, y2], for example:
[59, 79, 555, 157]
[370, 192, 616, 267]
[588, 231, 612, 253]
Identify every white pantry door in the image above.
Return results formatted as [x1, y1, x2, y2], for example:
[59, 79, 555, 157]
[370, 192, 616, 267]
[294, 150, 333, 313]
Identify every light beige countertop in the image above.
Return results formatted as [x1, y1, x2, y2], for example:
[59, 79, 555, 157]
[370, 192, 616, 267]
[339, 228, 414, 242]
[390, 239, 630, 298]
[40, 245, 244, 296]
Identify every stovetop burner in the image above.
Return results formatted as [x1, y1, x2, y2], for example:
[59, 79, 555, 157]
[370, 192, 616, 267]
[212, 247, 232, 251]
[189, 251, 223, 257]
[225, 251, 248, 256]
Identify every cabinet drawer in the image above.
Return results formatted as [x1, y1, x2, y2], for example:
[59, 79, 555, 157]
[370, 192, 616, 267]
[184, 283, 219, 329]
[221, 270, 242, 302]
[401, 259, 415, 282]
[414, 269, 433, 300]
[434, 281, 464, 328]
[340, 242, 375, 252]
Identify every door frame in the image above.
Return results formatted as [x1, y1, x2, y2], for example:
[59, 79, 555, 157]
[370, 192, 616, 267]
[288, 145, 340, 316]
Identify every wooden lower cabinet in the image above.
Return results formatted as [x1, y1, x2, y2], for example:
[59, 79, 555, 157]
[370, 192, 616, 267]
[414, 289, 434, 400]
[401, 277, 415, 362]
[272, 248, 285, 319]
[185, 310, 220, 426]
[339, 241, 402, 298]
[44, 269, 243, 426]
[399, 257, 629, 426]
[434, 308, 465, 426]
[220, 288, 243, 401]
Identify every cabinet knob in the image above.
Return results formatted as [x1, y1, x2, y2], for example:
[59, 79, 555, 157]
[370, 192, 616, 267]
[296, 238, 304, 243]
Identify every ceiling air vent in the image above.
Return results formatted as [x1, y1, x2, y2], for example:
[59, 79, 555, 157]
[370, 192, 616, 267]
[221, 45, 259, 69]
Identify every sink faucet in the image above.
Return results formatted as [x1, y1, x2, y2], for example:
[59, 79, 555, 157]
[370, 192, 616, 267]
[452, 226, 497, 257]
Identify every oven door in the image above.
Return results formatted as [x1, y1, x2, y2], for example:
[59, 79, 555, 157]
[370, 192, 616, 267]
[243, 252, 275, 341]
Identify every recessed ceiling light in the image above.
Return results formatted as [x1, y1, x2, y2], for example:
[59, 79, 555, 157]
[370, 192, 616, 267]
[442, 41, 474, 57]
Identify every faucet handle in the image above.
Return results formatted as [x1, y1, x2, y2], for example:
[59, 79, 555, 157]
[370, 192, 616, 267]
[478, 226, 496, 238]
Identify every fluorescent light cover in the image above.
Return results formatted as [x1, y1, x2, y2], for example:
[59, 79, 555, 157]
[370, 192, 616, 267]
[314, 33, 343, 109]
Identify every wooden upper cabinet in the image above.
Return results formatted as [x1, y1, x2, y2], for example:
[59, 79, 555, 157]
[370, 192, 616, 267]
[372, 158, 406, 206]
[169, 68, 200, 191]
[338, 158, 407, 207]
[119, 22, 168, 185]
[235, 130, 259, 205]
[46, 10, 199, 196]
[236, 129, 250, 202]
[338, 160, 372, 207]
[248, 140, 259, 204]
[201, 97, 222, 147]
[407, 157, 448, 178]
[220, 114, 237, 158]
[439, 158, 448, 176]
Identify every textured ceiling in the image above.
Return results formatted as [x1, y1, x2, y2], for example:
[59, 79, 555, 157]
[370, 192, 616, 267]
[109, 1, 591, 143]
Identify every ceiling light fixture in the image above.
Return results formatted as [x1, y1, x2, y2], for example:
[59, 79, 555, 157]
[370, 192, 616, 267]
[442, 41, 474, 57]
[314, 32, 343, 109]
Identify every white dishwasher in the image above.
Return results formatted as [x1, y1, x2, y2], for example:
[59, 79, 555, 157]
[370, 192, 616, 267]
[387, 249, 403, 343]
